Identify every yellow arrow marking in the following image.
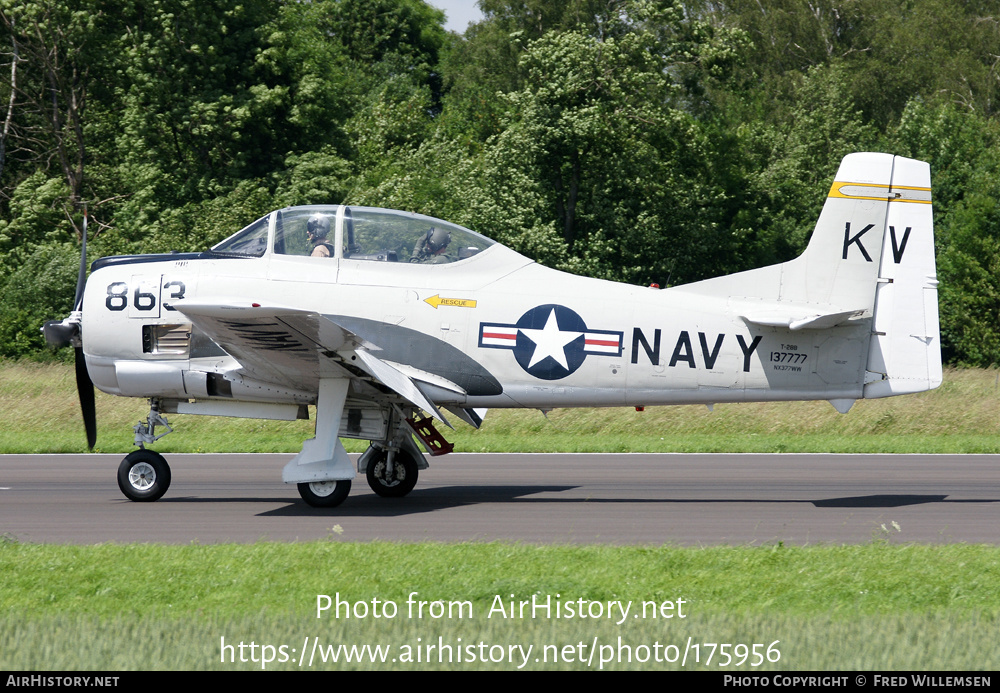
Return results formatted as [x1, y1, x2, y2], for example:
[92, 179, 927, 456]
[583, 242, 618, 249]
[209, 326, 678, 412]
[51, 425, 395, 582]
[424, 294, 478, 309]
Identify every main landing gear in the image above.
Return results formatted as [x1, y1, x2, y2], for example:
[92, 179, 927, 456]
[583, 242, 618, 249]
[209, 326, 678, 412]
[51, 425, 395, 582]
[351, 413, 452, 503]
[291, 447, 417, 508]
[365, 447, 419, 498]
[290, 442, 421, 508]
[287, 398, 446, 507]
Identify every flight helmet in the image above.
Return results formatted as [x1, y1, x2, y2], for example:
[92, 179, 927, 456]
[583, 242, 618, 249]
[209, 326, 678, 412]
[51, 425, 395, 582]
[307, 213, 331, 240]
[425, 226, 450, 253]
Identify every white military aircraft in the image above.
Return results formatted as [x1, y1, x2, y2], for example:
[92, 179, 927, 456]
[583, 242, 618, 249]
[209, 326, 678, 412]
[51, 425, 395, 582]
[43, 152, 941, 507]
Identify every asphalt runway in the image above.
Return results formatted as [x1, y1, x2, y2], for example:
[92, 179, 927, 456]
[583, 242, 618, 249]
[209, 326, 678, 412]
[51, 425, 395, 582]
[1, 453, 997, 545]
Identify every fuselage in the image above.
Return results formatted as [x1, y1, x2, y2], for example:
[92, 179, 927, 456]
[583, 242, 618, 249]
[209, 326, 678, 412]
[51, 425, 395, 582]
[81, 233, 870, 411]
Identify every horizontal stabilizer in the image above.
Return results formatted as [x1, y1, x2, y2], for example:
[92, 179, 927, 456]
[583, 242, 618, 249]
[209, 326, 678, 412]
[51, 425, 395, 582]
[740, 307, 866, 331]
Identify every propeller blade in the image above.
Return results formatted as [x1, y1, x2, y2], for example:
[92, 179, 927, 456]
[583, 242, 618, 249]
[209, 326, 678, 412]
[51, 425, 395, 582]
[41, 207, 94, 447]
[75, 346, 97, 449]
[73, 206, 88, 310]
[73, 206, 95, 448]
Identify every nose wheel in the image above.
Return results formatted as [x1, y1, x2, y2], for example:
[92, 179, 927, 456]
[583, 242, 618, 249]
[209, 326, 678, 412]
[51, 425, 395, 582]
[298, 479, 352, 507]
[117, 449, 171, 502]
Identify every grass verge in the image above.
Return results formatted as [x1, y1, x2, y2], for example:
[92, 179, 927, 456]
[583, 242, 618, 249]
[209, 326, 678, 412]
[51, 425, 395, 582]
[1, 362, 999, 453]
[1, 541, 998, 670]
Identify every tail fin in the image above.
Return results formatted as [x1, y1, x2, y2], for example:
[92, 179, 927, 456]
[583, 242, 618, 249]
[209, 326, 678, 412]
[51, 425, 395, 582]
[811, 153, 941, 395]
[796, 152, 897, 312]
[677, 152, 897, 316]
[677, 152, 941, 396]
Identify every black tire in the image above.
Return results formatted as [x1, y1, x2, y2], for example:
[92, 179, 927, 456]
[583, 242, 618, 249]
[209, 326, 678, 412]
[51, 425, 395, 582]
[297, 479, 351, 508]
[366, 448, 418, 498]
[117, 450, 171, 502]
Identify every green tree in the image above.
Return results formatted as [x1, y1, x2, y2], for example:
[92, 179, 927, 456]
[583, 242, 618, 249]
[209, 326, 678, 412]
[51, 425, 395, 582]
[699, 0, 1000, 127]
[937, 192, 1000, 366]
[318, 0, 446, 94]
[0, 242, 78, 359]
[887, 99, 1000, 366]
[470, 8, 742, 285]
[0, 0, 117, 232]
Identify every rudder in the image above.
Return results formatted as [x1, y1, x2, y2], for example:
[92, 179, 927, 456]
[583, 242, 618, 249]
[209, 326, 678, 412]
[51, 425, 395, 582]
[864, 156, 942, 396]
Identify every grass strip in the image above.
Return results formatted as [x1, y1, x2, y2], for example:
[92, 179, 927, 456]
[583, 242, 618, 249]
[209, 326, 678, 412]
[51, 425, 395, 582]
[2, 362, 999, 454]
[1, 541, 997, 670]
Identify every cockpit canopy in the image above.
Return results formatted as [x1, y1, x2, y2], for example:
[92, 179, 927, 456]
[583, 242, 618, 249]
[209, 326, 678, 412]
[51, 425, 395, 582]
[210, 206, 496, 265]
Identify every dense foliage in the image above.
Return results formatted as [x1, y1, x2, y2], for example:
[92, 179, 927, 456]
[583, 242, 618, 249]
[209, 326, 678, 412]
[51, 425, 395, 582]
[2, 0, 999, 365]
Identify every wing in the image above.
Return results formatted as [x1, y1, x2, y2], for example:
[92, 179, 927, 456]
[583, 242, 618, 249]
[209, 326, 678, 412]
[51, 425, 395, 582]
[173, 301, 500, 425]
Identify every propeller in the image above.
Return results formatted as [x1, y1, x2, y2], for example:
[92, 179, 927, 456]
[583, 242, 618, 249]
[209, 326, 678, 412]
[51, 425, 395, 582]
[41, 206, 97, 449]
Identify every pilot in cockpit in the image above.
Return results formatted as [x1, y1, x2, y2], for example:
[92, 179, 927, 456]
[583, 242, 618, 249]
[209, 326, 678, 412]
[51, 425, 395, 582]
[409, 226, 452, 264]
[306, 214, 335, 258]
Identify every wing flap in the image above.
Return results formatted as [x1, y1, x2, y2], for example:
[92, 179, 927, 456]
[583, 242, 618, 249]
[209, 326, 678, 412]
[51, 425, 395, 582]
[353, 349, 451, 426]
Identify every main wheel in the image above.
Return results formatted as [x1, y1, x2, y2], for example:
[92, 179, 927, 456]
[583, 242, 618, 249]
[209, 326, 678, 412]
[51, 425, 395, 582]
[366, 448, 418, 498]
[298, 479, 351, 508]
[117, 450, 171, 502]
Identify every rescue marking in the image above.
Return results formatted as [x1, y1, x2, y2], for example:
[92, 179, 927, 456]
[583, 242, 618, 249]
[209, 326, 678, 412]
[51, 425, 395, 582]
[424, 294, 477, 309]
